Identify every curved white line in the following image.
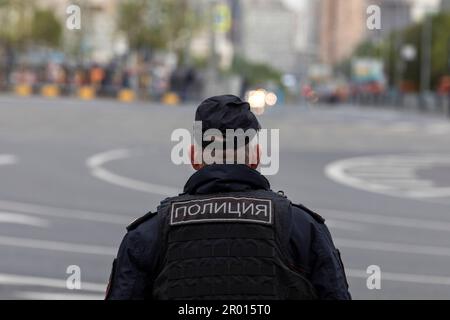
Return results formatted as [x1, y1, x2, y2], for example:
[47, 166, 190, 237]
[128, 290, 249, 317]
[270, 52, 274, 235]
[3, 269, 450, 298]
[319, 207, 450, 232]
[0, 212, 49, 228]
[0, 273, 105, 292]
[0, 200, 131, 225]
[325, 154, 450, 199]
[326, 219, 366, 231]
[86, 149, 180, 197]
[4, 232, 448, 258]
[346, 269, 450, 287]
[335, 238, 450, 257]
[85, 150, 450, 231]
[425, 123, 450, 135]
[0, 235, 116, 256]
[15, 291, 104, 300]
[4, 269, 450, 295]
[0, 154, 18, 166]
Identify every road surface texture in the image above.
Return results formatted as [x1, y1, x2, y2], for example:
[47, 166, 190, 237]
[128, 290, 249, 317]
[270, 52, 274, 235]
[1, 94, 450, 300]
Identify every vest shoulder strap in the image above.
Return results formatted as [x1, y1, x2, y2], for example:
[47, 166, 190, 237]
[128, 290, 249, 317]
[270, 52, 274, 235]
[291, 202, 325, 224]
[126, 196, 178, 231]
[126, 211, 157, 231]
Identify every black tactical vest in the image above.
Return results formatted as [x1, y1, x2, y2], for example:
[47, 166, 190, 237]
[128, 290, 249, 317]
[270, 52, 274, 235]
[151, 190, 318, 300]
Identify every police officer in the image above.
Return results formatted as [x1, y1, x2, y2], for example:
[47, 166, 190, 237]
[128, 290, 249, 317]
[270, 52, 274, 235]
[106, 95, 351, 300]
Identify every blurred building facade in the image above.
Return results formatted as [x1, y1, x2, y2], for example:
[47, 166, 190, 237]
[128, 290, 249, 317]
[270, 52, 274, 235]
[367, 0, 412, 39]
[319, 0, 414, 65]
[38, 0, 122, 64]
[411, 0, 441, 21]
[319, 0, 366, 66]
[235, 0, 321, 76]
[9, 0, 440, 77]
[441, 0, 450, 11]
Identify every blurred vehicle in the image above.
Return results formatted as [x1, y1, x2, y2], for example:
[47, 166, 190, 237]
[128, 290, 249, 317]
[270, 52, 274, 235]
[351, 80, 385, 95]
[438, 76, 450, 96]
[351, 58, 386, 98]
[313, 80, 350, 104]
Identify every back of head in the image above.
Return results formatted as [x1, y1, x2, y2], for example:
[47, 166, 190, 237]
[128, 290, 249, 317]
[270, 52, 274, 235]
[193, 95, 261, 166]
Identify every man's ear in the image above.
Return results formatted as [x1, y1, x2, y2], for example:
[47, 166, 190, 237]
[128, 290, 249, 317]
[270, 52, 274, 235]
[249, 144, 261, 170]
[190, 144, 203, 171]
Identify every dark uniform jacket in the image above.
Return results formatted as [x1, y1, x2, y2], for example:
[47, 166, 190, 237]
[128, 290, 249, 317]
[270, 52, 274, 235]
[106, 164, 351, 300]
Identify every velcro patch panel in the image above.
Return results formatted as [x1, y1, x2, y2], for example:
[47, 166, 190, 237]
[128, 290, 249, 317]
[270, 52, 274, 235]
[170, 197, 273, 226]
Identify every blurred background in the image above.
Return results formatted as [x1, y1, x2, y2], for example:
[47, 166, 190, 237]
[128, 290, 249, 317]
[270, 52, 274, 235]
[0, 0, 449, 109]
[1, 0, 450, 300]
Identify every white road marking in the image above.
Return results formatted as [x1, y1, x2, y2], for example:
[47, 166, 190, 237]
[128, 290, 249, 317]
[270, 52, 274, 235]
[325, 154, 450, 198]
[0, 154, 18, 166]
[85, 150, 366, 233]
[336, 238, 450, 257]
[1, 190, 441, 235]
[357, 121, 450, 136]
[0, 273, 105, 292]
[86, 149, 180, 197]
[326, 219, 367, 232]
[0, 235, 116, 256]
[387, 122, 417, 133]
[346, 268, 450, 286]
[350, 172, 414, 178]
[0, 200, 362, 233]
[319, 207, 450, 232]
[410, 187, 450, 198]
[14, 291, 104, 300]
[365, 179, 434, 188]
[425, 123, 450, 135]
[0, 211, 49, 227]
[2, 231, 448, 258]
[2, 267, 450, 299]
[0, 200, 130, 225]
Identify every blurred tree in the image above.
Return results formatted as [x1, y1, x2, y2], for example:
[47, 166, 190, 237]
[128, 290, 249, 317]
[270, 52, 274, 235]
[0, 0, 35, 48]
[0, 1, 62, 49]
[398, 24, 421, 90]
[31, 9, 62, 48]
[353, 41, 384, 58]
[429, 13, 450, 87]
[118, 0, 201, 60]
[230, 56, 282, 87]
[349, 12, 450, 91]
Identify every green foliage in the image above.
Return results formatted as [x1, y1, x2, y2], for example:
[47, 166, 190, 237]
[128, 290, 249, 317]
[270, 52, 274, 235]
[350, 12, 450, 90]
[398, 23, 421, 87]
[0, 0, 35, 47]
[391, 13, 450, 88]
[430, 13, 450, 85]
[353, 40, 384, 58]
[230, 56, 282, 87]
[0, 1, 62, 49]
[31, 9, 62, 48]
[118, 0, 201, 53]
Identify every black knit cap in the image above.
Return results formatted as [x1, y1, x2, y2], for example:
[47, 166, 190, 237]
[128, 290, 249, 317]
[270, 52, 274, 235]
[194, 95, 261, 149]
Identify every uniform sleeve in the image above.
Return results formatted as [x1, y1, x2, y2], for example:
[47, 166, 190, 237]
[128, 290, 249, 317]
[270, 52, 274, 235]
[309, 223, 351, 300]
[105, 216, 161, 300]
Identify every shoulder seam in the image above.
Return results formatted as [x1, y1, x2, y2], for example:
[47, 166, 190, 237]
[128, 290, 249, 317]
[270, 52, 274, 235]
[126, 211, 157, 231]
[291, 202, 325, 224]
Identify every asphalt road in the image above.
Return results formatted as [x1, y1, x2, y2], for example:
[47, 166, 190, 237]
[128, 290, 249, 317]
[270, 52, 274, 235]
[1, 94, 450, 300]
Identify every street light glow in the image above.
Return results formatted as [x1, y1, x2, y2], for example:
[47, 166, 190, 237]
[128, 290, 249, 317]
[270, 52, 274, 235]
[247, 89, 267, 109]
[265, 92, 278, 106]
